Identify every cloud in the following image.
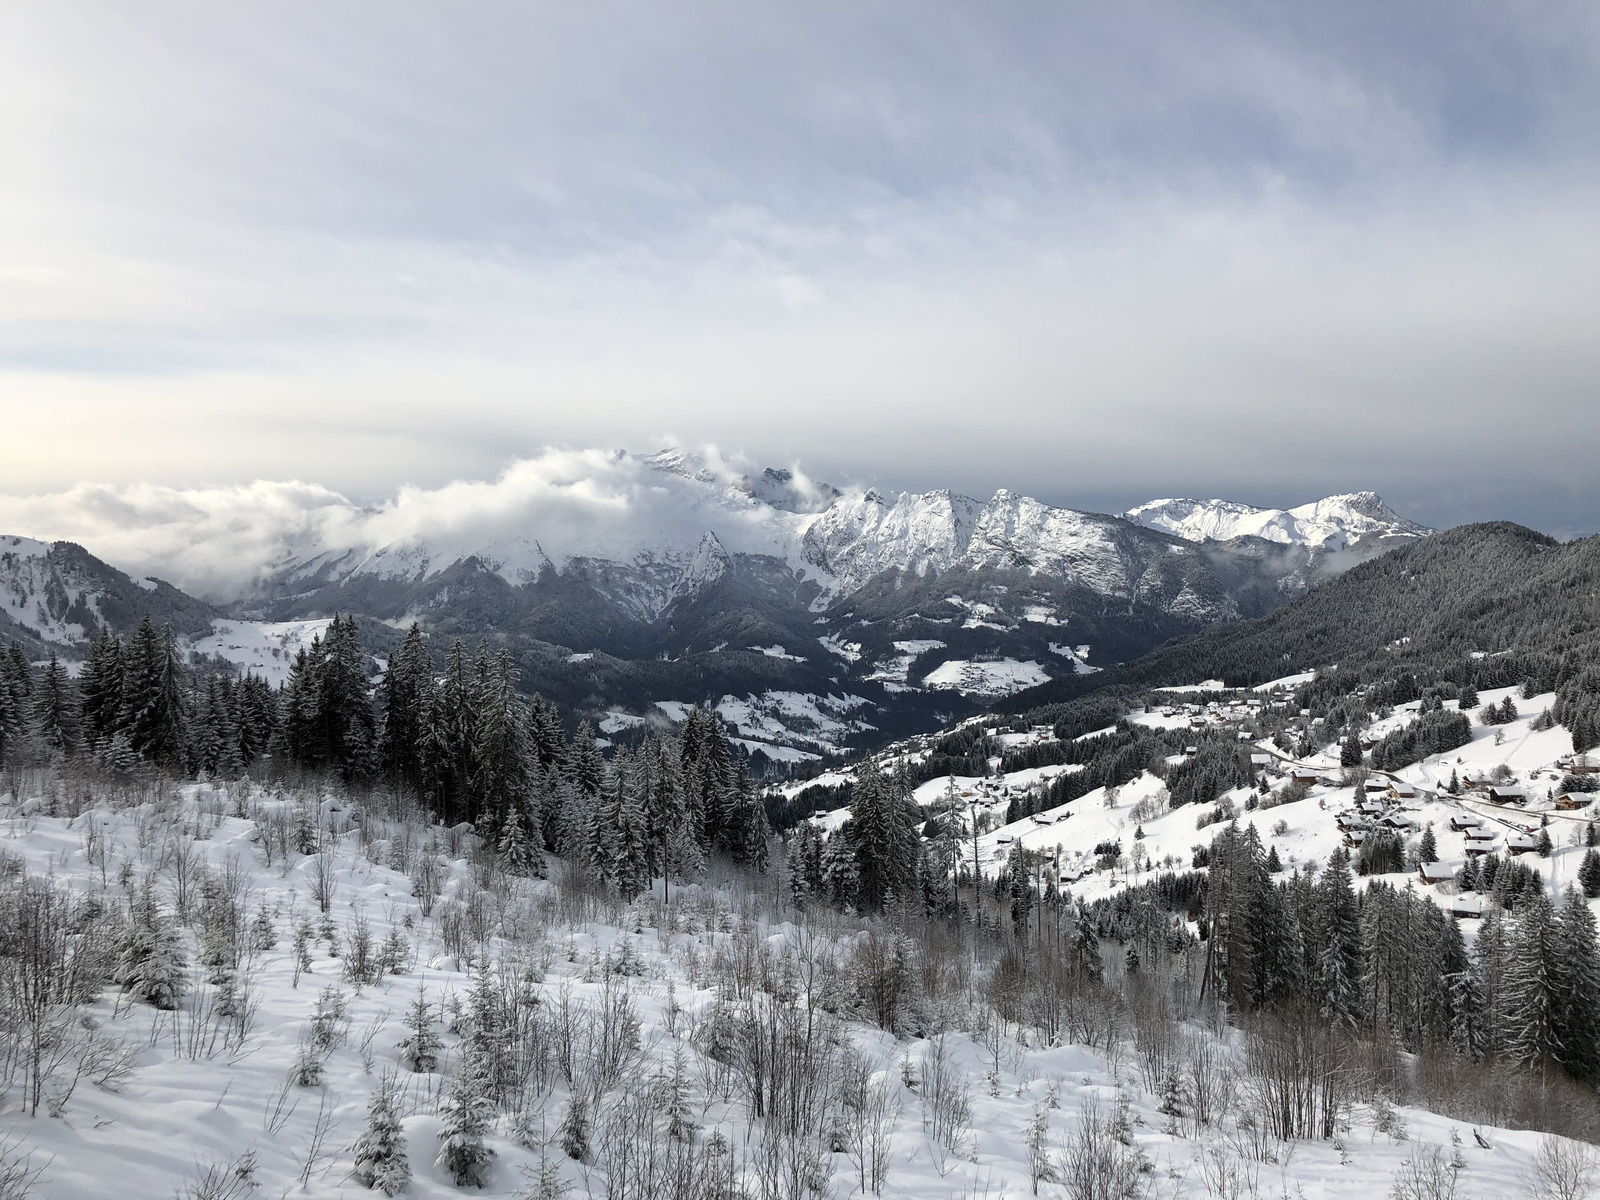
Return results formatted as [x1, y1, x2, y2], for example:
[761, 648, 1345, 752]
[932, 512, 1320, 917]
[0, 447, 836, 600]
[1, 3, 1598, 531]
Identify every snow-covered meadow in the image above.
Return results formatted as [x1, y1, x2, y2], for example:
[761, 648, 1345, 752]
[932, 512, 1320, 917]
[0, 772, 1589, 1199]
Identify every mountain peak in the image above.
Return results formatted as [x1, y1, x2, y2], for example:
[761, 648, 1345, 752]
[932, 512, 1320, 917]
[1123, 493, 1431, 552]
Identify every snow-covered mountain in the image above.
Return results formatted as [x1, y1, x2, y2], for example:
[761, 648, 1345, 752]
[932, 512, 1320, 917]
[1124, 491, 1431, 552]
[0, 534, 215, 657]
[0, 454, 1433, 757]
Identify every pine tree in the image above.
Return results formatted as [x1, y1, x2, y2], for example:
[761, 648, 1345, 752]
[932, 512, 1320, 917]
[435, 1052, 496, 1187]
[1504, 890, 1560, 1068]
[849, 760, 919, 911]
[1312, 851, 1363, 1030]
[77, 629, 124, 747]
[424, 640, 476, 822]
[399, 987, 441, 1072]
[320, 614, 377, 783]
[378, 622, 434, 794]
[469, 649, 530, 842]
[820, 826, 859, 910]
[1418, 824, 1438, 864]
[1340, 733, 1364, 768]
[556, 777, 597, 880]
[1553, 888, 1600, 1084]
[122, 618, 188, 770]
[605, 760, 652, 901]
[117, 880, 186, 1010]
[353, 1071, 411, 1195]
[1579, 850, 1600, 899]
[32, 651, 78, 754]
[1007, 842, 1034, 932]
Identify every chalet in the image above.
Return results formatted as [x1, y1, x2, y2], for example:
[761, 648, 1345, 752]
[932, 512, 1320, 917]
[1364, 779, 1391, 795]
[1463, 832, 1500, 857]
[1250, 754, 1273, 770]
[1448, 813, 1482, 832]
[1379, 814, 1414, 831]
[1387, 781, 1420, 801]
[1290, 769, 1319, 787]
[1505, 831, 1542, 855]
[1184, 746, 1199, 757]
[1451, 894, 1485, 919]
[1031, 814, 1056, 825]
[1556, 792, 1595, 811]
[1359, 799, 1386, 816]
[1419, 861, 1455, 886]
[1345, 829, 1369, 847]
[1486, 786, 1527, 806]
[1566, 756, 1599, 776]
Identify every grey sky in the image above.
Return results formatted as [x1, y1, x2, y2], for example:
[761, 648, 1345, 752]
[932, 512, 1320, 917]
[2, 2, 1598, 539]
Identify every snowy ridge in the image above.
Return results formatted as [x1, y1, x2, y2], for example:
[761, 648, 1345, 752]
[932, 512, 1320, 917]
[1124, 491, 1431, 551]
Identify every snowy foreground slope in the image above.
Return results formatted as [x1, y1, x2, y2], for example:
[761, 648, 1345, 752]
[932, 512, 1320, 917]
[0, 782, 1579, 1198]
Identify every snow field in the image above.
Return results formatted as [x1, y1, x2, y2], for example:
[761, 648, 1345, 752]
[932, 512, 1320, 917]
[0, 783, 1586, 1198]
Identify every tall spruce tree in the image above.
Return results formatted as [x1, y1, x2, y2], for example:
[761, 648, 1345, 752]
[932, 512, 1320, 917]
[77, 629, 124, 747]
[32, 651, 78, 754]
[1504, 890, 1560, 1068]
[468, 649, 530, 840]
[1553, 888, 1600, 1084]
[122, 618, 188, 770]
[848, 760, 919, 911]
[377, 623, 434, 795]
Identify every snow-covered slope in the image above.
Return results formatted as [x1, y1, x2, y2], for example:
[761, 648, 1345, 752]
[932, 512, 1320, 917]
[1124, 491, 1430, 551]
[0, 780, 1569, 1200]
[0, 534, 215, 657]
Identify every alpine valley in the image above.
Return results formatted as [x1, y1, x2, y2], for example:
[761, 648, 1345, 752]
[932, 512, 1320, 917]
[0, 449, 1430, 764]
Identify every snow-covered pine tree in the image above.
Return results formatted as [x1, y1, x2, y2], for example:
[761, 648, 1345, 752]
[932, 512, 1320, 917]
[378, 622, 434, 795]
[1418, 824, 1438, 864]
[556, 777, 597, 879]
[122, 617, 188, 770]
[424, 639, 477, 824]
[1340, 733, 1364, 768]
[470, 649, 532, 847]
[117, 879, 186, 1010]
[353, 1070, 411, 1195]
[1007, 842, 1034, 932]
[1579, 849, 1600, 898]
[607, 758, 652, 901]
[399, 986, 441, 1072]
[1504, 890, 1559, 1067]
[33, 651, 78, 754]
[1313, 848, 1364, 1030]
[1553, 887, 1600, 1084]
[849, 760, 919, 911]
[77, 628, 124, 748]
[435, 1051, 497, 1187]
[819, 826, 859, 910]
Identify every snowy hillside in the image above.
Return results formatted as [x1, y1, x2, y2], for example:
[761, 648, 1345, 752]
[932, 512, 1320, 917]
[0, 777, 1584, 1200]
[1124, 491, 1430, 552]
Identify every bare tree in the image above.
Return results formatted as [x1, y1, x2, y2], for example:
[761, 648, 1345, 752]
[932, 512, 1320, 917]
[1524, 1136, 1600, 1200]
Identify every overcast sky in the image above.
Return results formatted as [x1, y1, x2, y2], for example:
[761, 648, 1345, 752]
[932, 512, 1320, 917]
[2, 1, 1598, 541]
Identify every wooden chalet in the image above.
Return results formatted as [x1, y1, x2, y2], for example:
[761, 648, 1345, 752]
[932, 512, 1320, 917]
[1448, 813, 1482, 832]
[1450, 894, 1485, 919]
[1556, 792, 1595, 811]
[1418, 861, 1455, 885]
[1505, 831, 1542, 855]
[1486, 786, 1527, 805]
[1463, 831, 1500, 857]
[1387, 781, 1419, 801]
